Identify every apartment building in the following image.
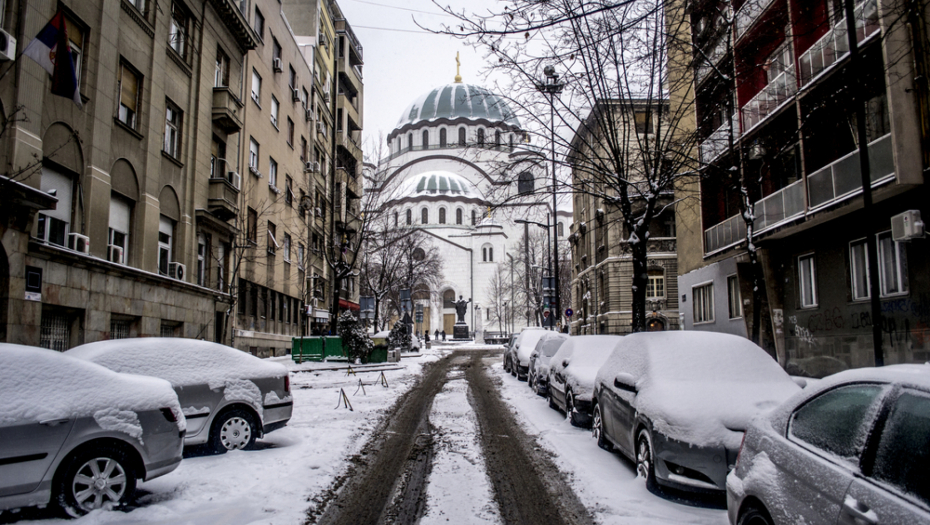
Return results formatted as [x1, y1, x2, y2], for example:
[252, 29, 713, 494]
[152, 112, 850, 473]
[672, 0, 930, 375]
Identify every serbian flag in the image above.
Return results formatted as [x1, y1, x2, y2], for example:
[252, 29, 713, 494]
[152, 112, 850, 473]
[23, 10, 82, 108]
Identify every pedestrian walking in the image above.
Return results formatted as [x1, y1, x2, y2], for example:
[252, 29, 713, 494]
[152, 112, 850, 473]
[434, 329, 439, 340]
[441, 330, 446, 341]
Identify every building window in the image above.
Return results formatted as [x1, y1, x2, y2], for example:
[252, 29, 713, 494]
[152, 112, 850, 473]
[878, 231, 908, 296]
[249, 137, 260, 169]
[439, 128, 447, 147]
[301, 87, 309, 108]
[251, 69, 261, 104]
[635, 110, 652, 134]
[477, 128, 485, 146]
[270, 95, 279, 127]
[110, 318, 131, 339]
[300, 136, 308, 162]
[289, 66, 297, 90]
[118, 62, 141, 129]
[439, 207, 446, 224]
[798, 254, 818, 308]
[558, 222, 564, 237]
[197, 233, 207, 286]
[247, 207, 258, 243]
[283, 233, 292, 262]
[158, 215, 174, 275]
[693, 282, 714, 323]
[269, 157, 278, 188]
[518, 171, 534, 194]
[471, 210, 476, 226]
[456, 208, 463, 225]
[509, 134, 515, 150]
[267, 221, 278, 254]
[422, 130, 429, 148]
[272, 37, 281, 64]
[215, 46, 229, 87]
[253, 7, 264, 40]
[285, 175, 294, 206]
[217, 242, 227, 291]
[850, 239, 870, 301]
[406, 209, 412, 225]
[164, 99, 182, 158]
[287, 117, 294, 146]
[64, 15, 85, 86]
[40, 310, 72, 351]
[458, 127, 466, 146]
[108, 193, 131, 264]
[38, 166, 73, 246]
[482, 244, 494, 262]
[168, 2, 189, 59]
[127, 0, 147, 15]
[298, 243, 305, 270]
[727, 275, 742, 319]
[421, 208, 428, 224]
[211, 135, 227, 179]
[407, 133, 412, 150]
[646, 269, 664, 299]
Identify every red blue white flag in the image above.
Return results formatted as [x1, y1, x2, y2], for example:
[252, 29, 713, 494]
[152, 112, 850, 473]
[23, 10, 82, 108]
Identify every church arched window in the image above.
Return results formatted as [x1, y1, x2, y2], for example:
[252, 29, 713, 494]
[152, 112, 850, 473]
[443, 289, 456, 308]
[558, 222, 564, 237]
[518, 171, 534, 195]
[439, 128, 447, 147]
[458, 127, 466, 146]
[439, 207, 446, 224]
[407, 133, 412, 150]
[477, 128, 485, 146]
[482, 243, 494, 262]
[421, 207, 429, 224]
[471, 210, 476, 225]
[495, 130, 501, 149]
[406, 209, 412, 225]
[456, 208, 463, 225]
[422, 130, 429, 148]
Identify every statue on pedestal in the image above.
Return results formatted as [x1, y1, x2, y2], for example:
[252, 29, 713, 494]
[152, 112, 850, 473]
[454, 295, 471, 324]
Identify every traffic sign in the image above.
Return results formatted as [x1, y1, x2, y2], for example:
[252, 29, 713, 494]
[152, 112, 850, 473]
[543, 311, 550, 318]
[565, 308, 574, 317]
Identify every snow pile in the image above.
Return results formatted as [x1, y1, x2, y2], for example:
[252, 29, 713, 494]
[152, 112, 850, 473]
[598, 332, 799, 449]
[551, 335, 623, 399]
[67, 338, 287, 388]
[515, 328, 548, 366]
[0, 344, 182, 433]
[264, 390, 292, 406]
[221, 378, 264, 418]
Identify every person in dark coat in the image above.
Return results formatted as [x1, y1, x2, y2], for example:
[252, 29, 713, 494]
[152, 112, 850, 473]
[434, 329, 439, 340]
[425, 332, 430, 343]
[441, 330, 446, 341]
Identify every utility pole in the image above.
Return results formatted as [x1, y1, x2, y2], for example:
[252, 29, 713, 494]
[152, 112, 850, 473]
[538, 66, 564, 332]
[523, 222, 531, 326]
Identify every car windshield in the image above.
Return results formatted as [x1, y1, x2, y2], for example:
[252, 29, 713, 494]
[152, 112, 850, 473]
[540, 338, 566, 357]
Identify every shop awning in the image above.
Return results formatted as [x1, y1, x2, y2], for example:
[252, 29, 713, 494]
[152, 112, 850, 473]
[339, 299, 360, 311]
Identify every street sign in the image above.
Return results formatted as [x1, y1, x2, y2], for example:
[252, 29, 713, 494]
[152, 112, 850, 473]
[565, 308, 574, 317]
[543, 311, 550, 319]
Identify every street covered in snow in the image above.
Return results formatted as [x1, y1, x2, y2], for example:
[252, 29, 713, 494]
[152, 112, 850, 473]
[3, 342, 729, 524]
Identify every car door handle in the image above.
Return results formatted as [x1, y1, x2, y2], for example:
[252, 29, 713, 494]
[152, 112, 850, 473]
[39, 418, 70, 427]
[842, 496, 878, 525]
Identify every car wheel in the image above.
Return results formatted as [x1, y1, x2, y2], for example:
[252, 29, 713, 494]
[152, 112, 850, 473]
[503, 357, 510, 373]
[737, 505, 775, 525]
[636, 428, 657, 488]
[548, 388, 558, 410]
[592, 403, 612, 451]
[55, 444, 137, 517]
[566, 390, 582, 427]
[211, 408, 258, 453]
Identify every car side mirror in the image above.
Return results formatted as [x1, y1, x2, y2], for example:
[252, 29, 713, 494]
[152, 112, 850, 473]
[614, 373, 637, 392]
[561, 359, 569, 368]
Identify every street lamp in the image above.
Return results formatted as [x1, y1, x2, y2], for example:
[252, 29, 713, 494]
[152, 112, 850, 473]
[537, 66, 564, 332]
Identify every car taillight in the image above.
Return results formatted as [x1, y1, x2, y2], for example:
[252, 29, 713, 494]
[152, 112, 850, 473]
[284, 374, 290, 393]
[734, 432, 746, 469]
[160, 407, 179, 423]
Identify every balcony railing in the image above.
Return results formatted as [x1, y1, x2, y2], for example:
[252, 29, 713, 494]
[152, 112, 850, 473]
[705, 214, 747, 254]
[699, 114, 740, 165]
[754, 179, 805, 231]
[797, 0, 880, 87]
[735, 0, 776, 41]
[807, 133, 894, 210]
[740, 65, 796, 133]
[694, 34, 729, 85]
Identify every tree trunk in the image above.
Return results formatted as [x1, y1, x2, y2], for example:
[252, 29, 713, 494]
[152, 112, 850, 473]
[630, 235, 648, 332]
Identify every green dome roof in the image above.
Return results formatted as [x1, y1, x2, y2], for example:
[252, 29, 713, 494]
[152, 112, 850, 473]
[396, 83, 520, 129]
[396, 171, 483, 200]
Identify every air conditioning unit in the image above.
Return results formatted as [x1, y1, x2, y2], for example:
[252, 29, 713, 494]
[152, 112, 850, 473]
[318, 34, 326, 46]
[305, 108, 312, 122]
[316, 121, 324, 134]
[0, 29, 16, 62]
[312, 161, 321, 172]
[324, 92, 331, 104]
[249, 165, 262, 178]
[168, 262, 186, 281]
[229, 171, 241, 189]
[315, 207, 322, 217]
[107, 245, 124, 264]
[304, 161, 313, 172]
[891, 210, 925, 241]
[291, 88, 300, 102]
[272, 57, 283, 72]
[68, 233, 90, 254]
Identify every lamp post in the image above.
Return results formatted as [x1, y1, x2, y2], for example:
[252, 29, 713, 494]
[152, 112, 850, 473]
[537, 66, 564, 332]
[506, 253, 515, 334]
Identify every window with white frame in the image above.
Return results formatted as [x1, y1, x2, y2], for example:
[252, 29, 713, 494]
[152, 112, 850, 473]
[197, 233, 207, 286]
[38, 166, 73, 246]
[647, 269, 665, 299]
[158, 215, 174, 275]
[64, 15, 85, 86]
[267, 221, 278, 254]
[215, 46, 229, 87]
[268, 157, 278, 188]
[108, 193, 131, 264]
[283, 233, 291, 262]
[164, 99, 182, 158]
[251, 69, 261, 104]
[168, 2, 189, 59]
[297, 243, 305, 270]
[798, 254, 818, 308]
[118, 62, 141, 129]
[693, 282, 714, 323]
[270, 95, 279, 127]
[727, 275, 742, 319]
[249, 137, 259, 169]
[850, 239, 870, 301]
[878, 232, 908, 296]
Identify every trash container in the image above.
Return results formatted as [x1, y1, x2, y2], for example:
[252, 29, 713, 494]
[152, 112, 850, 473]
[323, 336, 344, 359]
[292, 337, 324, 362]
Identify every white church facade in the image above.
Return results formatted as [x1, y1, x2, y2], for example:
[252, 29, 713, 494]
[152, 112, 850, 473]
[367, 75, 571, 337]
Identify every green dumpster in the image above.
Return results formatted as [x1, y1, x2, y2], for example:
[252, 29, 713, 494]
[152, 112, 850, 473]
[323, 336, 345, 359]
[368, 346, 388, 363]
[292, 337, 324, 362]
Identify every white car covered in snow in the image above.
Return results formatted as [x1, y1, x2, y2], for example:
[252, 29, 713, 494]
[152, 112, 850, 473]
[506, 327, 549, 381]
[727, 364, 930, 525]
[0, 344, 185, 516]
[547, 335, 622, 427]
[68, 339, 292, 454]
[591, 332, 800, 493]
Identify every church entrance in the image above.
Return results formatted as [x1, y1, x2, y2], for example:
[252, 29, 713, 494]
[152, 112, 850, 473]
[442, 289, 457, 336]
[443, 314, 455, 335]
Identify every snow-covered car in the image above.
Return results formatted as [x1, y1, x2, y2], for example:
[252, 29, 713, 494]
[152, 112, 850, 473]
[727, 364, 930, 525]
[509, 327, 549, 380]
[528, 332, 568, 396]
[67, 338, 292, 454]
[548, 335, 622, 427]
[0, 344, 185, 516]
[591, 332, 799, 493]
[501, 333, 518, 370]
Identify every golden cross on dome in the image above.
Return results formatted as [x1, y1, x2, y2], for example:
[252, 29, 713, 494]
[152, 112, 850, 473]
[455, 52, 462, 83]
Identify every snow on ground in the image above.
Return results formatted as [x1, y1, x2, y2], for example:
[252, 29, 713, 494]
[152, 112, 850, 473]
[421, 367, 501, 525]
[491, 360, 729, 525]
[22, 345, 450, 525]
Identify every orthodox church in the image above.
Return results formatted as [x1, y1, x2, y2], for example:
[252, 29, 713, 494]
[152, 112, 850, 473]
[367, 61, 571, 336]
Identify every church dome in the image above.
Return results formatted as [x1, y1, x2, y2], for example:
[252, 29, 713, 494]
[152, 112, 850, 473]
[396, 83, 520, 129]
[396, 171, 482, 200]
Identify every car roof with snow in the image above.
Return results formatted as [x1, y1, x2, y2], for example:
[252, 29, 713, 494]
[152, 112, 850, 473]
[515, 329, 549, 359]
[534, 332, 569, 357]
[67, 338, 287, 388]
[0, 343, 180, 425]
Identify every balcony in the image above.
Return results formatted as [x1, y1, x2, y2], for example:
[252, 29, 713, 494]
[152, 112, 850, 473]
[807, 133, 894, 210]
[212, 87, 244, 134]
[704, 214, 747, 254]
[337, 128, 363, 162]
[208, 170, 240, 221]
[734, 0, 775, 41]
[699, 115, 740, 165]
[694, 34, 729, 86]
[740, 65, 796, 133]
[797, 0, 880, 87]
[754, 179, 805, 231]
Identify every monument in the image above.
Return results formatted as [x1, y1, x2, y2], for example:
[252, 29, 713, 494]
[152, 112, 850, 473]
[453, 295, 471, 340]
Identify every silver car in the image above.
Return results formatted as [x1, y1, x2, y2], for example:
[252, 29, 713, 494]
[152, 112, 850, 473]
[68, 338, 292, 454]
[528, 332, 568, 396]
[0, 344, 185, 516]
[727, 364, 930, 525]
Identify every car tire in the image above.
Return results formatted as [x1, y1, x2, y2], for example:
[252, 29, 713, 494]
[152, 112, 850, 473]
[636, 428, 657, 489]
[592, 403, 612, 451]
[737, 505, 775, 525]
[566, 390, 581, 427]
[548, 388, 558, 410]
[503, 357, 510, 373]
[55, 444, 137, 517]
[211, 407, 258, 453]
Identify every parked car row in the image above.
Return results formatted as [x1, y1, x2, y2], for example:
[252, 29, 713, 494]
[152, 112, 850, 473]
[502, 329, 930, 524]
[0, 339, 292, 518]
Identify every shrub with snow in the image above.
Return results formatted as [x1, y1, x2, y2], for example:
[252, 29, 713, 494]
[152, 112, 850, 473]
[338, 311, 373, 363]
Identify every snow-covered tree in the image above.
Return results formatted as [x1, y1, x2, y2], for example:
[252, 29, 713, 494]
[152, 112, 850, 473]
[385, 319, 411, 351]
[338, 311, 373, 363]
